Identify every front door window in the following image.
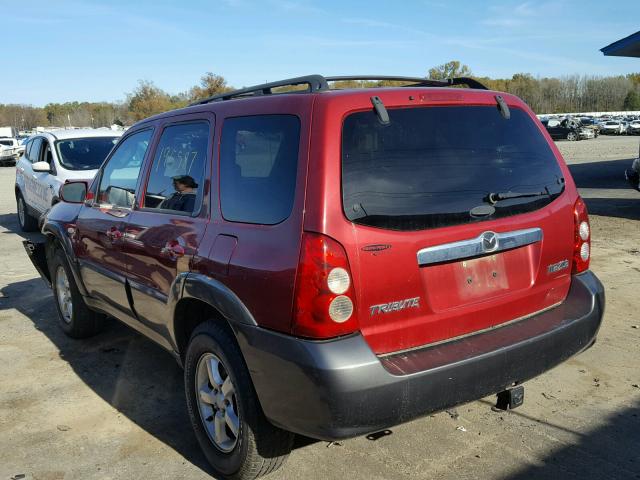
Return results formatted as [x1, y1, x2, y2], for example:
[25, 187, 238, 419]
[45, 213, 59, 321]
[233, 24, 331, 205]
[98, 129, 153, 208]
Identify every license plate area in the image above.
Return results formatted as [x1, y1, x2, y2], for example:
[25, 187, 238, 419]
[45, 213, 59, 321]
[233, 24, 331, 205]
[420, 247, 535, 312]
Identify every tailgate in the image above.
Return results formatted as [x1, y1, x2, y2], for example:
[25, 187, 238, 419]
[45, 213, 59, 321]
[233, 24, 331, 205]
[353, 208, 574, 355]
[339, 100, 574, 355]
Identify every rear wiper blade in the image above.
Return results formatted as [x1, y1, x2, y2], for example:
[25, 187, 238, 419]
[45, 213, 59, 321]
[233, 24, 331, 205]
[485, 188, 549, 205]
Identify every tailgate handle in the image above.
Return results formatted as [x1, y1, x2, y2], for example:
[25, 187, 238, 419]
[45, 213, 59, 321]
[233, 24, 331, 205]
[417, 228, 542, 266]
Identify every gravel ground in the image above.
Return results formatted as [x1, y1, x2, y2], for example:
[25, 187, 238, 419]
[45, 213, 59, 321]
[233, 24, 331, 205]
[1, 135, 639, 480]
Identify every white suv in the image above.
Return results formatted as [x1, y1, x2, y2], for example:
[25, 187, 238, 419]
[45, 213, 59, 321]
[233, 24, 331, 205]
[0, 138, 25, 166]
[15, 129, 122, 231]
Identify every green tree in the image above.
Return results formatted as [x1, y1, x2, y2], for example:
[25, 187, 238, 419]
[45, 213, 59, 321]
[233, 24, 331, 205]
[428, 61, 472, 80]
[188, 72, 232, 102]
[623, 88, 640, 110]
[627, 73, 640, 87]
[127, 80, 175, 121]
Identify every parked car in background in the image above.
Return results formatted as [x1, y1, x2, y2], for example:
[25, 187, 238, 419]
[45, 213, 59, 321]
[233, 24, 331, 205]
[543, 117, 592, 141]
[15, 129, 121, 231]
[579, 118, 600, 137]
[600, 121, 625, 135]
[23, 75, 604, 479]
[627, 120, 640, 135]
[0, 138, 26, 166]
[621, 121, 630, 134]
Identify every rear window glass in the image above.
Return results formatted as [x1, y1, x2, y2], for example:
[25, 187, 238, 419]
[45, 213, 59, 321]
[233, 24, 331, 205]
[342, 106, 565, 231]
[220, 115, 300, 225]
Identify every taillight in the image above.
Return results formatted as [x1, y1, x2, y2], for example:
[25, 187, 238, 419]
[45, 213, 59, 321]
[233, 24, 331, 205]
[292, 232, 358, 338]
[572, 197, 591, 274]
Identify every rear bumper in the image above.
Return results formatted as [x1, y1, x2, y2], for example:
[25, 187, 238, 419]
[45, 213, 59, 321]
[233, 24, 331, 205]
[236, 271, 605, 441]
[0, 154, 18, 165]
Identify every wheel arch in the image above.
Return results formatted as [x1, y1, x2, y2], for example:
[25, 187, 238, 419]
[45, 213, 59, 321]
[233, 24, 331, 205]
[171, 273, 258, 361]
[41, 220, 89, 297]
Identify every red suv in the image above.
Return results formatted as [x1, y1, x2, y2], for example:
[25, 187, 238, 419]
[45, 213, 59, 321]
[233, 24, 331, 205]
[24, 75, 604, 479]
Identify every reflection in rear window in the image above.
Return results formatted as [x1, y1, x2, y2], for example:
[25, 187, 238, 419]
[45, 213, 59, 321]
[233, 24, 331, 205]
[342, 106, 565, 231]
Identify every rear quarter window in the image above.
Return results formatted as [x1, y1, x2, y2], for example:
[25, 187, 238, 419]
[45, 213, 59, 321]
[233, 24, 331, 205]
[220, 115, 300, 225]
[341, 105, 565, 231]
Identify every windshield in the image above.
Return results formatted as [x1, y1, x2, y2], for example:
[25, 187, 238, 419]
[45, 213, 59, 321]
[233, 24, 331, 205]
[55, 137, 119, 170]
[342, 105, 565, 231]
[0, 140, 13, 146]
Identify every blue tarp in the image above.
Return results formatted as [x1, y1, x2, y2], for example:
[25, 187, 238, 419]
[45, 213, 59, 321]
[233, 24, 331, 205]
[601, 31, 640, 58]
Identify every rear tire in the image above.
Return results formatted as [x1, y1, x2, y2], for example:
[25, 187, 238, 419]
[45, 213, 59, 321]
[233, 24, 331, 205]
[17, 193, 38, 232]
[50, 248, 104, 338]
[184, 321, 294, 480]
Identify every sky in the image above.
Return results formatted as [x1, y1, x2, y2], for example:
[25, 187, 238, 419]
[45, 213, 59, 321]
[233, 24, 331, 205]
[3, 0, 640, 106]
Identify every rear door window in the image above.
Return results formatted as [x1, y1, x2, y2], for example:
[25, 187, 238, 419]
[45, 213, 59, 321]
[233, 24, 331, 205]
[342, 106, 565, 231]
[220, 115, 300, 224]
[142, 121, 209, 215]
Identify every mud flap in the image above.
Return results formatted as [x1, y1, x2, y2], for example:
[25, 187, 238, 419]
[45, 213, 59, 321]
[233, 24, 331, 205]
[23, 240, 51, 287]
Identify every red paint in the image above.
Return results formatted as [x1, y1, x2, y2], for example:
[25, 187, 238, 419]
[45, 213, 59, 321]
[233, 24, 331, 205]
[304, 89, 580, 354]
[69, 86, 586, 356]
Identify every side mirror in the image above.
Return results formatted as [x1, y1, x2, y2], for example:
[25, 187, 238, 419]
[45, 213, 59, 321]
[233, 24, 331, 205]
[32, 161, 51, 173]
[60, 181, 88, 204]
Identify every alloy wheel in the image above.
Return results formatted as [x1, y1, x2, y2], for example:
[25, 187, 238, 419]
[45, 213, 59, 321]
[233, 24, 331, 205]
[17, 197, 25, 227]
[195, 352, 240, 453]
[55, 266, 73, 324]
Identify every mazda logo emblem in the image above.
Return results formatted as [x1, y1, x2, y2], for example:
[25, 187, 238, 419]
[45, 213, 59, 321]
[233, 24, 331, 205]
[481, 231, 499, 252]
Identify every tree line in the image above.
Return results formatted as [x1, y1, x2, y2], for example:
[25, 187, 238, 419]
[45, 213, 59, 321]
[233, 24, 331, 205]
[0, 72, 231, 131]
[2, 64, 640, 132]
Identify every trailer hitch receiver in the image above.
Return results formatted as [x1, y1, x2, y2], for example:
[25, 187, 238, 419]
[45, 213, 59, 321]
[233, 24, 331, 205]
[495, 385, 525, 410]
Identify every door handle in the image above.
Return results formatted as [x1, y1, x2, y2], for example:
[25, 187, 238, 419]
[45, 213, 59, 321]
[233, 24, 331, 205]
[106, 226, 123, 242]
[161, 240, 185, 260]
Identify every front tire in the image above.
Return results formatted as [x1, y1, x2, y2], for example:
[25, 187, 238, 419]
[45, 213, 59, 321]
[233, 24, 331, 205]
[567, 131, 578, 141]
[17, 193, 38, 232]
[184, 321, 293, 480]
[50, 249, 104, 338]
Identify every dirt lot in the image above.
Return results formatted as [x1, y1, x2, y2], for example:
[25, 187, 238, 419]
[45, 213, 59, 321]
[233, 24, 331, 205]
[1, 135, 639, 480]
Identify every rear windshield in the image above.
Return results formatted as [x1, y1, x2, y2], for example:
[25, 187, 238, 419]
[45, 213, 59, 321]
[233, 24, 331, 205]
[55, 137, 118, 170]
[342, 105, 565, 231]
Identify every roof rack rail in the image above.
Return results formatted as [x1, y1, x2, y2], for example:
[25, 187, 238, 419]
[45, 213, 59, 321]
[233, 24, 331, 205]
[189, 74, 487, 106]
[189, 74, 329, 106]
[325, 76, 487, 90]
